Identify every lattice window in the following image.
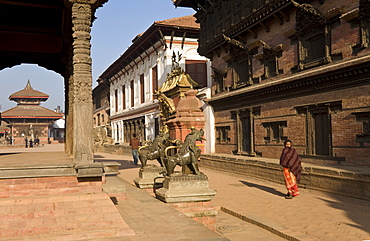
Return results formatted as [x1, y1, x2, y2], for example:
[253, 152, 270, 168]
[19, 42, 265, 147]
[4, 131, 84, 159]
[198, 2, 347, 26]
[216, 126, 230, 144]
[353, 112, 370, 143]
[293, 2, 331, 70]
[305, 28, 326, 63]
[262, 121, 287, 143]
[359, 0, 370, 48]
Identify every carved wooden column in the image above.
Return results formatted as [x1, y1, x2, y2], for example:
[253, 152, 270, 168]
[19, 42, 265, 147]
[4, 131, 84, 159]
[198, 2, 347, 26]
[69, 1, 94, 163]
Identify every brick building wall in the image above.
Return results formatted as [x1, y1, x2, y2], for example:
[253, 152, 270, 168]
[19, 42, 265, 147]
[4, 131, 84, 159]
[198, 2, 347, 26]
[191, 0, 370, 166]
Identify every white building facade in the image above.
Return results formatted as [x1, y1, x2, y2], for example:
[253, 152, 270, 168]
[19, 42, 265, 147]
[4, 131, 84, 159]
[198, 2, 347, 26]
[98, 15, 215, 153]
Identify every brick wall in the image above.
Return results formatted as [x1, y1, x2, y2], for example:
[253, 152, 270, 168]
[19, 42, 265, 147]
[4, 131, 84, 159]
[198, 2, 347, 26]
[209, 1, 370, 167]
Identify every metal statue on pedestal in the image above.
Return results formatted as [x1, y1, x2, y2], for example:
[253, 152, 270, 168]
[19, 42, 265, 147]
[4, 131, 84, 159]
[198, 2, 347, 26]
[138, 125, 171, 168]
[161, 127, 205, 176]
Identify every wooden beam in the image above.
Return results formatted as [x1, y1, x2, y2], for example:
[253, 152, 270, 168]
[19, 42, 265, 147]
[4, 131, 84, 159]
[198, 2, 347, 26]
[158, 29, 168, 49]
[169, 31, 175, 49]
[148, 39, 159, 55]
[181, 32, 187, 49]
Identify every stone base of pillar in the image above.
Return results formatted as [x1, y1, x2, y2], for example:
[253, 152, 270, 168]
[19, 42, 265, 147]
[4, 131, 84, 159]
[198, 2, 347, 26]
[155, 172, 217, 203]
[134, 165, 166, 189]
[74, 163, 103, 178]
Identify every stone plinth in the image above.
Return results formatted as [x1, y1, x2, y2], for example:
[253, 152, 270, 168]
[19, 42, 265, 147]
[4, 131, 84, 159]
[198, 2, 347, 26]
[101, 161, 121, 175]
[155, 172, 217, 203]
[134, 165, 166, 189]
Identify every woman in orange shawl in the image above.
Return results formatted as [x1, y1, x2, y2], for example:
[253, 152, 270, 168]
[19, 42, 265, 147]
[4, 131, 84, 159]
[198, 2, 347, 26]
[280, 140, 302, 199]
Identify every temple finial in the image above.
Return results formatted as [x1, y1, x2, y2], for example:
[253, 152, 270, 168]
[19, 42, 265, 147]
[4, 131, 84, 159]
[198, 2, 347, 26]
[25, 80, 33, 90]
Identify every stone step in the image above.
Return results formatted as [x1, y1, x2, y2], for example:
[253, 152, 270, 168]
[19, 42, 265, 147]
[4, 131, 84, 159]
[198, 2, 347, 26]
[0, 176, 102, 198]
[1, 228, 135, 241]
[0, 176, 135, 240]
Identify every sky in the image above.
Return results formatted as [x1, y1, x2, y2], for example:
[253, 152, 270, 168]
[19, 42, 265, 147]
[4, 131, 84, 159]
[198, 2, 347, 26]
[0, 1, 195, 112]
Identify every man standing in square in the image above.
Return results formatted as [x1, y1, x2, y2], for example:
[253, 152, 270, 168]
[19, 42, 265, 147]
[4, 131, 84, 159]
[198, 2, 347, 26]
[130, 134, 140, 165]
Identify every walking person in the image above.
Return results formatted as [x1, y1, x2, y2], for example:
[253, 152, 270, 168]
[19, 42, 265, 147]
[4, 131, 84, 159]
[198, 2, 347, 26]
[280, 140, 302, 199]
[130, 134, 141, 165]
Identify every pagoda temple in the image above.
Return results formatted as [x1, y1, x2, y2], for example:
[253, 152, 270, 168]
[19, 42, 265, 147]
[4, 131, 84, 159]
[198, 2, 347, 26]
[1, 80, 63, 145]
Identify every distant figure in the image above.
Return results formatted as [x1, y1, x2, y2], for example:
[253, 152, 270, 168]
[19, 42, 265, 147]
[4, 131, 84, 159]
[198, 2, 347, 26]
[130, 134, 141, 165]
[280, 140, 302, 199]
[25, 137, 28, 148]
[29, 139, 33, 148]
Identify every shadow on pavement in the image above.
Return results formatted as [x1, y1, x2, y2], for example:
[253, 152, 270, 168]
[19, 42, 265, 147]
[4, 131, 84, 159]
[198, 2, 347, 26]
[239, 180, 286, 197]
[94, 155, 105, 158]
[316, 196, 370, 235]
[95, 158, 139, 170]
[0, 153, 19, 156]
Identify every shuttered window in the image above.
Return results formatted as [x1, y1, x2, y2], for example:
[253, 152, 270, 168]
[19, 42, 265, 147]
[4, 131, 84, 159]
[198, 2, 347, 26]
[114, 89, 118, 112]
[308, 34, 326, 62]
[130, 80, 134, 107]
[152, 66, 158, 99]
[185, 60, 207, 88]
[140, 74, 144, 104]
[122, 85, 125, 110]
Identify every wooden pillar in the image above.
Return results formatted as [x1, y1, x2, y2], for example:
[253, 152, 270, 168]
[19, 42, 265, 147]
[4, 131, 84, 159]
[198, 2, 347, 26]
[69, 1, 94, 163]
[64, 63, 73, 156]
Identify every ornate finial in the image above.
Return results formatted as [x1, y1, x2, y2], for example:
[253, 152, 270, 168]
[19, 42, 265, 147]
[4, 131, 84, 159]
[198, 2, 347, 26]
[25, 80, 33, 90]
[171, 51, 183, 72]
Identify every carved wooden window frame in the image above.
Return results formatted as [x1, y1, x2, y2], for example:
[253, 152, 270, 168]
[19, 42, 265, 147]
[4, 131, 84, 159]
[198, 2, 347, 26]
[254, 43, 284, 80]
[297, 25, 331, 70]
[227, 50, 253, 89]
[345, 1, 370, 53]
[352, 111, 370, 144]
[211, 67, 227, 94]
[262, 121, 287, 144]
[291, 3, 333, 71]
[216, 126, 230, 144]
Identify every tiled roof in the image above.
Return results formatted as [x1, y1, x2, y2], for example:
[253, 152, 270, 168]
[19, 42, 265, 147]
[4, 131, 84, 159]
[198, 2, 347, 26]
[9, 80, 49, 100]
[2, 105, 63, 119]
[155, 15, 199, 29]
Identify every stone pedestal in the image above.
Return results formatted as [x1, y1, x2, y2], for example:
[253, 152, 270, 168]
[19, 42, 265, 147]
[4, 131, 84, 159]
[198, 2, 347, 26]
[134, 165, 166, 189]
[155, 172, 217, 203]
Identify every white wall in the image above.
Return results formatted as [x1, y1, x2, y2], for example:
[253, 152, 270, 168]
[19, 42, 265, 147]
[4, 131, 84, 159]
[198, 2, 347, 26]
[109, 35, 214, 147]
